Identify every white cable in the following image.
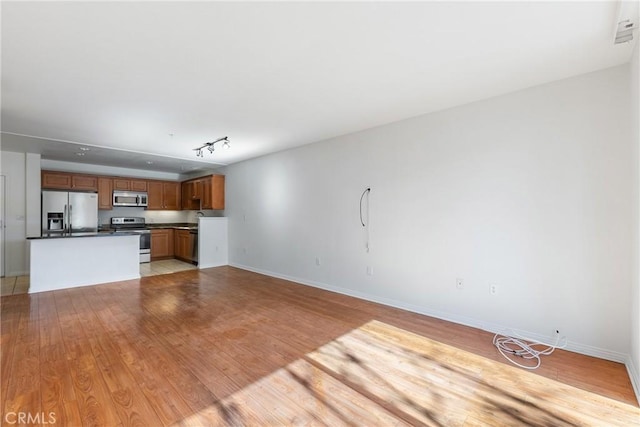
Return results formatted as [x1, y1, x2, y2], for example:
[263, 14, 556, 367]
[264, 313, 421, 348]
[493, 330, 567, 370]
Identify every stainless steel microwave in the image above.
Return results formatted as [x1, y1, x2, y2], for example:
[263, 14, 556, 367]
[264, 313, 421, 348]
[113, 191, 148, 207]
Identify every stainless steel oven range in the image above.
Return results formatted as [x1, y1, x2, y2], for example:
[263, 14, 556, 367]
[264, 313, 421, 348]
[110, 217, 151, 263]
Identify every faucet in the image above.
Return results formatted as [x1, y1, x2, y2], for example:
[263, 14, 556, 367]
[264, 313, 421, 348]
[196, 211, 205, 217]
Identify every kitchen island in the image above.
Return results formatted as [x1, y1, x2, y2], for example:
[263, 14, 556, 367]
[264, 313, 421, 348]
[28, 232, 140, 293]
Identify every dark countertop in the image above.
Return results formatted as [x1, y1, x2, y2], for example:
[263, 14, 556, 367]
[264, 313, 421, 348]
[147, 222, 197, 229]
[28, 231, 140, 240]
[99, 222, 198, 232]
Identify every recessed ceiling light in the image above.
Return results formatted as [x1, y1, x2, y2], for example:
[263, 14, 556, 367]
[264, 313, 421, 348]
[75, 152, 85, 156]
[146, 161, 154, 165]
[79, 147, 91, 151]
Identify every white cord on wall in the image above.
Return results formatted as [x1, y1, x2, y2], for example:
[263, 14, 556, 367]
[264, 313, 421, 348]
[359, 188, 371, 252]
[493, 330, 567, 370]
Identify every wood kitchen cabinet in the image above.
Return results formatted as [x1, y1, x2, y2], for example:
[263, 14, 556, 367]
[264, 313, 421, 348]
[147, 180, 181, 210]
[42, 171, 72, 189]
[201, 175, 225, 210]
[151, 229, 174, 260]
[71, 175, 98, 191]
[162, 182, 181, 210]
[180, 175, 225, 210]
[181, 182, 192, 210]
[174, 229, 193, 262]
[42, 171, 98, 191]
[113, 178, 147, 191]
[97, 177, 113, 210]
[181, 180, 201, 210]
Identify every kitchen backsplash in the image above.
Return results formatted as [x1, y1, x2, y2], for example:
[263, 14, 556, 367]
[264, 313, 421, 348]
[98, 207, 224, 226]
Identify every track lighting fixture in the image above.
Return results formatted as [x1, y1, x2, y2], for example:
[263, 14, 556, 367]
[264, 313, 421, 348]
[193, 136, 230, 157]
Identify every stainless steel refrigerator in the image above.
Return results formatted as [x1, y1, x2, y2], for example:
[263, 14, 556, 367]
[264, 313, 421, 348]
[42, 191, 98, 235]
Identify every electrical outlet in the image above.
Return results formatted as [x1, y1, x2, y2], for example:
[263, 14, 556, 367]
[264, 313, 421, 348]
[242, 247, 247, 255]
[315, 257, 321, 266]
[366, 266, 373, 276]
[490, 284, 497, 295]
[456, 278, 464, 290]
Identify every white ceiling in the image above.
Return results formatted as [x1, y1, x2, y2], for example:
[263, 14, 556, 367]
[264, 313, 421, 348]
[1, 1, 637, 173]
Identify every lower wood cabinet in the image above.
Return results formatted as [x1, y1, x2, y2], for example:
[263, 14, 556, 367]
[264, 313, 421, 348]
[150, 229, 174, 260]
[174, 230, 193, 262]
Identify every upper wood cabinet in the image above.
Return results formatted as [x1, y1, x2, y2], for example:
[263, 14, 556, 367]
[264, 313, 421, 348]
[113, 178, 147, 192]
[147, 181, 163, 209]
[147, 181, 181, 210]
[43, 170, 220, 211]
[181, 180, 201, 210]
[72, 175, 98, 191]
[42, 171, 98, 191]
[202, 175, 225, 210]
[180, 175, 225, 210]
[163, 182, 181, 210]
[42, 171, 72, 189]
[97, 177, 113, 210]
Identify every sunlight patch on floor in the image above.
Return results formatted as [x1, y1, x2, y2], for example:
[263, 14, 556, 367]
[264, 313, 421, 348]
[173, 321, 640, 426]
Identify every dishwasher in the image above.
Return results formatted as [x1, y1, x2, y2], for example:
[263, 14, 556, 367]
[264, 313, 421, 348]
[190, 229, 198, 264]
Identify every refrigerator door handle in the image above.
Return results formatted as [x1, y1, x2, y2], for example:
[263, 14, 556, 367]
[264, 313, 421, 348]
[69, 204, 72, 232]
[64, 204, 68, 232]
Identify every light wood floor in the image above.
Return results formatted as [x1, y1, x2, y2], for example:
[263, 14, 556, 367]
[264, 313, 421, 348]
[1, 266, 638, 426]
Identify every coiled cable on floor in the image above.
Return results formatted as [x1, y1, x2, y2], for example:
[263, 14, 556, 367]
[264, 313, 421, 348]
[493, 330, 566, 370]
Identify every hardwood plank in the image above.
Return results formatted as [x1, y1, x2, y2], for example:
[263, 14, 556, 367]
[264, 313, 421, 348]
[55, 290, 123, 427]
[2, 294, 41, 425]
[1, 266, 637, 427]
[308, 320, 640, 426]
[84, 286, 197, 426]
[70, 288, 164, 426]
[39, 292, 83, 426]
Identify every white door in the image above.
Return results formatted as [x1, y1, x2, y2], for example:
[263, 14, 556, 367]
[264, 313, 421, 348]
[0, 176, 5, 277]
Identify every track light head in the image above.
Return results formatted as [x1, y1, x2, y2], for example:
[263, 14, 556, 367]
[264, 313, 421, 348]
[193, 136, 230, 157]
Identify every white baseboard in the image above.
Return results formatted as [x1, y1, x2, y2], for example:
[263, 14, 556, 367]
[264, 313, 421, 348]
[626, 355, 640, 405]
[230, 262, 634, 377]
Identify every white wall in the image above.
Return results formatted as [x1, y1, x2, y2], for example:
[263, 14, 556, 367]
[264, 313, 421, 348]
[0, 151, 41, 276]
[227, 65, 633, 361]
[630, 36, 640, 399]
